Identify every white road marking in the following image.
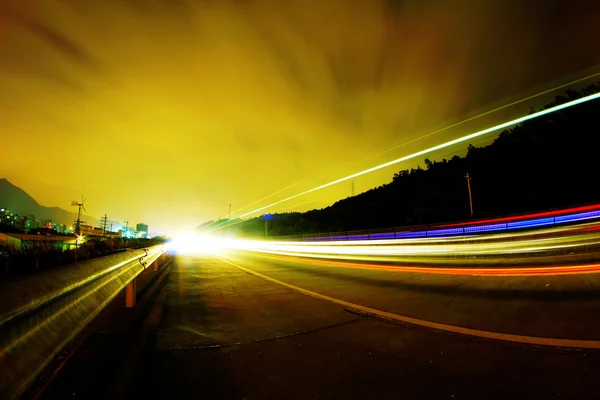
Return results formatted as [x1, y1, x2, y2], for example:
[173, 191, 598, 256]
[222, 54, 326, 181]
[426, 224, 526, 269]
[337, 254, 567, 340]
[217, 257, 600, 350]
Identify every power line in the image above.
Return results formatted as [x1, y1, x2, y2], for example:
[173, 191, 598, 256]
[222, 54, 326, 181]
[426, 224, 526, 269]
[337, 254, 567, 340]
[217, 70, 600, 226]
[235, 91, 600, 220]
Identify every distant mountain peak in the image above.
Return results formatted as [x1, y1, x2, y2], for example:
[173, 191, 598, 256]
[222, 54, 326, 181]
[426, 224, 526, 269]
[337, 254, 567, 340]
[0, 179, 99, 226]
[0, 179, 41, 208]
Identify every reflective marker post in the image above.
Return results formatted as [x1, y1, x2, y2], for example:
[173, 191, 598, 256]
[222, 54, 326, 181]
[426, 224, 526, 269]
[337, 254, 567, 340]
[125, 278, 136, 308]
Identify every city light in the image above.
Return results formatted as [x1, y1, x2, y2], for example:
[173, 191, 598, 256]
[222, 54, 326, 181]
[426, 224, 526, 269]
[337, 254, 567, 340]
[167, 233, 235, 255]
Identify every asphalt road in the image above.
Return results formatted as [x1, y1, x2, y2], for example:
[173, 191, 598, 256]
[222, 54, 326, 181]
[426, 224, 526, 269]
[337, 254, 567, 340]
[38, 252, 600, 399]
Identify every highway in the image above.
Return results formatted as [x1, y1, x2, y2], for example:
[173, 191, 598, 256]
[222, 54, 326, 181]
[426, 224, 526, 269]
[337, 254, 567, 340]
[37, 233, 600, 399]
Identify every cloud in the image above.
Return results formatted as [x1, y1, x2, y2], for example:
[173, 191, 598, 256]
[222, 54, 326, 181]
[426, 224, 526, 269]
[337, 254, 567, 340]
[1, 0, 599, 233]
[0, 3, 100, 68]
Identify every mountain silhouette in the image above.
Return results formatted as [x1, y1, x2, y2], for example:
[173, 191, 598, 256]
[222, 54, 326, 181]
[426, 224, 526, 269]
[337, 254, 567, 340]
[0, 179, 100, 227]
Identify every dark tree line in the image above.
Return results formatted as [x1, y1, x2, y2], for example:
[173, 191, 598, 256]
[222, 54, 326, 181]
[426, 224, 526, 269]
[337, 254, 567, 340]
[211, 83, 600, 238]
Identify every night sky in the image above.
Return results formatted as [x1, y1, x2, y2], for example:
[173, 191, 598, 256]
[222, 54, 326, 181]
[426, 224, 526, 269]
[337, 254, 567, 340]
[2, 0, 599, 234]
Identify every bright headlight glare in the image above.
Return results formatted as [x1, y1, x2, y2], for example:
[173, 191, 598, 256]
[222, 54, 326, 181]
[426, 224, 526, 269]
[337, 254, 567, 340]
[169, 234, 234, 255]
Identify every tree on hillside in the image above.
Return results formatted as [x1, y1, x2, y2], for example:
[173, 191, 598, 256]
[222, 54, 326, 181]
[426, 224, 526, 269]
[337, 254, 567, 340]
[217, 83, 600, 238]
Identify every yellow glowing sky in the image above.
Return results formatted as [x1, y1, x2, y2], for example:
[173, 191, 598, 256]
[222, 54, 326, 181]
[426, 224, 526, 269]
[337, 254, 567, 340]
[1, 0, 600, 234]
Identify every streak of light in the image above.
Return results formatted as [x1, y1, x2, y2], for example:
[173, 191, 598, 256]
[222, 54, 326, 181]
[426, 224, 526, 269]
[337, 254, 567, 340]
[235, 237, 598, 258]
[206, 197, 326, 234]
[437, 203, 600, 228]
[172, 220, 600, 276]
[307, 207, 600, 241]
[270, 220, 600, 246]
[362, 70, 600, 162]
[231, 181, 302, 215]
[168, 233, 234, 255]
[240, 252, 600, 277]
[228, 221, 600, 261]
[236, 91, 600, 219]
[267, 197, 326, 214]
[203, 182, 303, 231]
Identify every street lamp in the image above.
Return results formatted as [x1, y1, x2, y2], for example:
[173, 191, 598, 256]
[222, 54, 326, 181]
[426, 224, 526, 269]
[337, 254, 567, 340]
[465, 171, 474, 218]
[262, 213, 274, 238]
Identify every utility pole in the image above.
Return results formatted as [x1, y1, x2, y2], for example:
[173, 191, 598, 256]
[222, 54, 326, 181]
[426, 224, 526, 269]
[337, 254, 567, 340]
[228, 204, 232, 234]
[124, 220, 129, 238]
[465, 171, 474, 218]
[351, 180, 355, 197]
[100, 214, 109, 236]
[75, 207, 82, 237]
[264, 218, 268, 239]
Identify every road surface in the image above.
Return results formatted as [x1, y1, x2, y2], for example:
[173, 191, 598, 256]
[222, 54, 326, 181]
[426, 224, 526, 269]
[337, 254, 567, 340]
[38, 251, 600, 399]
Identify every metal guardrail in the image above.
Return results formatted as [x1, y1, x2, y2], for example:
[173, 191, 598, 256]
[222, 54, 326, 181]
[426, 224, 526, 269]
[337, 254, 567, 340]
[0, 244, 165, 399]
[273, 206, 600, 242]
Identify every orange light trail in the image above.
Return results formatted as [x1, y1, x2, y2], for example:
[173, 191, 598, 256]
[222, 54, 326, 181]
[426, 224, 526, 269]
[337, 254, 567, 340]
[243, 252, 600, 277]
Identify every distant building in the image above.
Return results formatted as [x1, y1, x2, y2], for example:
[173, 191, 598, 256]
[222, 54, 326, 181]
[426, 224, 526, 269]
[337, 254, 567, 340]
[121, 227, 134, 238]
[79, 225, 105, 237]
[0, 208, 13, 225]
[25, 215, 39, 232]
[13, 216, 26, 232]
[13, 215, 38, 233]
[104, 231, 121, 239]
[136, 223, 148, 238]
[52, 223, 71, 234]
[0, 209, 42, 233]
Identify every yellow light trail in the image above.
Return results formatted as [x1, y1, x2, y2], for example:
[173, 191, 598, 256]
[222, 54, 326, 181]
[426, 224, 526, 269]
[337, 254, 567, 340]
[206, 195, 325, 233]
[271, 197, 326, 214]
[236, 91, 600, 219]
[245, 252, 600, 277]
[231, 181, 302, 215]
[203, 181, 303, 231]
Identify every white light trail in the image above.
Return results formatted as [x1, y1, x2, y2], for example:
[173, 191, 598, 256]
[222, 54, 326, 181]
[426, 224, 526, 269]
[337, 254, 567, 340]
[236, 91, 600, 219]
[365, 70, 600, 161]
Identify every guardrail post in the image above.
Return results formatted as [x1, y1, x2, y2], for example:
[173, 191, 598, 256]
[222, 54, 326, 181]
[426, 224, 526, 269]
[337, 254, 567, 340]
[153, 255, 161, 271]
[125, 278, 136, 308]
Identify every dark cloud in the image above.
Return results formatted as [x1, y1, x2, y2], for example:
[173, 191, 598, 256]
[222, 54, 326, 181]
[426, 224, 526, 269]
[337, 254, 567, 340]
[244, 17, 313, 96]
[2, 0, 600, 233]
[1, 4, 101, 68]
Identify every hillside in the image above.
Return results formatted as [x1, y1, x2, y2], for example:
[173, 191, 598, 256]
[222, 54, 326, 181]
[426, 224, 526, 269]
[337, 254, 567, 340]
[208, 83, 600, 238]
[0, 179, 100, 227]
